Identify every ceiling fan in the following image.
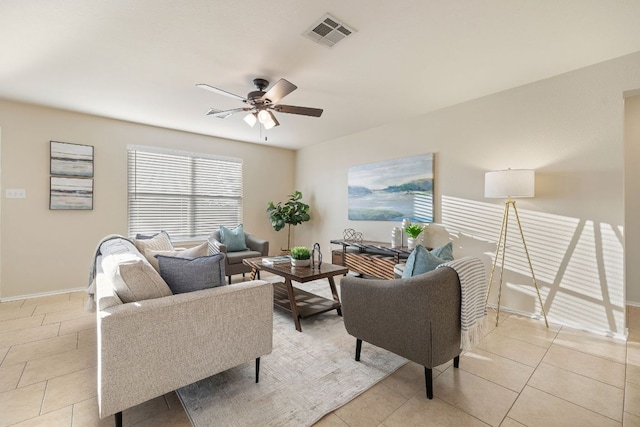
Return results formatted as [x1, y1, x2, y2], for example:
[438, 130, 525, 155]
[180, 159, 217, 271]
[196, 78, 323, 130]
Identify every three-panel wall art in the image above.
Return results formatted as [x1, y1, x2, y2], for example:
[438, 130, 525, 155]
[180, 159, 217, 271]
[49, 141, 94, 210]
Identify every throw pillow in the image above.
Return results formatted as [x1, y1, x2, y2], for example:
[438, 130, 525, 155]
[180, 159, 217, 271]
[219, 224, 248, 252]
[157, 253, 226, 294]
[430, 242, 454, 261]
[117, 260, 173, 303]
[144, 241, 208, 272]
[402, 244, 446, 278]
[133, 230, 174, 254]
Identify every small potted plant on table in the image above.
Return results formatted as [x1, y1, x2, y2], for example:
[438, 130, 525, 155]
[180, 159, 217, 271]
[290, 246, 311, 267]
[404, 224, 425, 250]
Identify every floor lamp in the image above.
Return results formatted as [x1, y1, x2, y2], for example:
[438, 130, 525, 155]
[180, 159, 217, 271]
[485, 169, 548, 328]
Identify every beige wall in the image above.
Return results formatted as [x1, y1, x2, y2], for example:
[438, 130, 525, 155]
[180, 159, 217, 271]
[625, 95, 640, 304]
[296, 52, 640, 337]
[0, 100, 295, 299]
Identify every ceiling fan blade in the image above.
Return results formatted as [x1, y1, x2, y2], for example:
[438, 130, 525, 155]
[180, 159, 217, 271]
[272, 104, 323, 117]
[206, 107, 251, 118]
[261, 79, 297, 104]
[270, 112, 280, 128]
[197, 84, 246, 102]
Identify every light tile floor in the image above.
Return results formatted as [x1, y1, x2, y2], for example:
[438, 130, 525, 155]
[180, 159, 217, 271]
[1, 284, 639, 426]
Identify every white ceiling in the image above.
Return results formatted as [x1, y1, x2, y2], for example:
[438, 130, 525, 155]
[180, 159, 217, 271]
[1, 1, 639, 150]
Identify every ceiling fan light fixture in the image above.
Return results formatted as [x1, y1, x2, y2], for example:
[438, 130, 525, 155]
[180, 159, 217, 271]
[243, 112, 257, 127]
[263, 112, 278, 130]
[257, 109, 271, 124]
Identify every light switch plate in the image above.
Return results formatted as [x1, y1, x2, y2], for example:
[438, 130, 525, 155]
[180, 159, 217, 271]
[6, 189, 26, 198]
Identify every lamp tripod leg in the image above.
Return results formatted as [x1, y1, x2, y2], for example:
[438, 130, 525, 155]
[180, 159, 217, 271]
[495, 202, 511, 326]
[512, 203, 549, 328]
[487, 202, 510, 326]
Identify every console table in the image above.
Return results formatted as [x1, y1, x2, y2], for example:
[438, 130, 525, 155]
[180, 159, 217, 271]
[330, 239, 415, 279]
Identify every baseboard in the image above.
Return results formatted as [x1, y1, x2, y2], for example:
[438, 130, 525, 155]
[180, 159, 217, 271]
[0, 287, 85, 302]
[486, 304, 628, 341]
[627, 301, 640, 308]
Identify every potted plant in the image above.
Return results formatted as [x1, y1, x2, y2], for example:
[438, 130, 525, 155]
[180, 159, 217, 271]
[290, 246, 311, 267]
[404, 223, 424, 249]
[267, 190, 310, 252]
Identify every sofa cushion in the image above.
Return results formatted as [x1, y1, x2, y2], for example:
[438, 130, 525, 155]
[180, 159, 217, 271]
[133, 231, 174, 254]
[219, 224, 248, 252]
[402, 245, 446, 278]
[430, 242, 454, 261]
[118, 260, 173, 302]
[157, 254, 226, 294]
[144, 242, 208, 272]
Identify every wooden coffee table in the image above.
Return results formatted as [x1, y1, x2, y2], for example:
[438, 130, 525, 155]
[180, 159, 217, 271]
[243, 257, 348, 332]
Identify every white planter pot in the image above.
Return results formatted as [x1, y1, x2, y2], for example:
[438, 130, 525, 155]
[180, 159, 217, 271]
[407, 237, 416, 250]
[291, 258, 310, 267]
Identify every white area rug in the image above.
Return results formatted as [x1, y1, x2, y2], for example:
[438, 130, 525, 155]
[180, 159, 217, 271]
[177, 279, 407, 427]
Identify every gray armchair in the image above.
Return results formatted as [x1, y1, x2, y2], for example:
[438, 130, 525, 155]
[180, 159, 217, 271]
[340, 266, 462, 399]
[208, 231, 269, 284]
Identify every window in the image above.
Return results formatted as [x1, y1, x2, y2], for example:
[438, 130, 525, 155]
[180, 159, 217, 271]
[127, 146, 243, 241]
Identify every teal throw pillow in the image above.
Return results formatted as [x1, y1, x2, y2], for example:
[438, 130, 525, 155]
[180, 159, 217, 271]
[430, 242, 454, 261]
[220, 224, 248, 252]
[402, 244, 447, 278]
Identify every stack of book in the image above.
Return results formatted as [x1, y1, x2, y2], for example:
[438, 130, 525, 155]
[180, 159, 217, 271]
[261, 255, 291, 266]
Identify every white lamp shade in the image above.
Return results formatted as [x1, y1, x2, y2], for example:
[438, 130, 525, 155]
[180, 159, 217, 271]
[243, 113, 257, 127]
[257, 110, 271, 124]
[485, 169, 535, 198]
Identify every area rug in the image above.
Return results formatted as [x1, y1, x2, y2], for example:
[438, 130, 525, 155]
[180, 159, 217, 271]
[177, 278, 407, 427]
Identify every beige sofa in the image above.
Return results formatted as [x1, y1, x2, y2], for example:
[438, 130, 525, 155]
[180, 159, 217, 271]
[94, 237, 273, 425]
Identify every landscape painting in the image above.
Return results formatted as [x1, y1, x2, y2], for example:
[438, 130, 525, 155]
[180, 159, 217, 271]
[50, 141, 94, 177]
[50, 177, 93, 210]
[348, 153, 433, 222]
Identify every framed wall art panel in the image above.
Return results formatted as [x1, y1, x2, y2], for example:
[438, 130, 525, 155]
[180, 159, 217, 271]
[50, 177, 93, 210]
[50, 141, 94, 177]
[348, 153, 434, 222]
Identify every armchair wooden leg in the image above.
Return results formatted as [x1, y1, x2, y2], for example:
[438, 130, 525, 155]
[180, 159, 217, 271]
[425, 367, 433, 399]
[355, 338, 362, 361]
[228, 276, 232, 285]
[454, 355, 460, 369]
[115, 411, 123, 427]
[255, 357, 260, 383]
[257, 271, 261, 280]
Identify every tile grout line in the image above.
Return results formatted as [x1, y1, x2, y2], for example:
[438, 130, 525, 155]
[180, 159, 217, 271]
[40, 380, 49, 417]
[525, 383, 623, 424]
[529, 325, 624, 424]
[495, 324, 560, 427]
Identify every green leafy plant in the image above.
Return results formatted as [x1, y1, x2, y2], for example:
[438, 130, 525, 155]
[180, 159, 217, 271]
[404, 224, 424, 239]
[290, 246, 311, 260]
[267, 191, 310, 251]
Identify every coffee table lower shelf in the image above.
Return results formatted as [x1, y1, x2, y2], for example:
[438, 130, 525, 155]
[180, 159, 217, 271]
[273, 282, 341, 319]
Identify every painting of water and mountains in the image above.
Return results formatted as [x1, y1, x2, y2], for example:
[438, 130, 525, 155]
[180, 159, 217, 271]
[348, 153, 433, 222]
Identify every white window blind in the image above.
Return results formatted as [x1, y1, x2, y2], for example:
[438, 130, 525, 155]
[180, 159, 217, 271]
[127, 146, 243, 240]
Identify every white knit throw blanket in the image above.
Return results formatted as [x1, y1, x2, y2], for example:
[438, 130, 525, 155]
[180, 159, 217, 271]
[85, 234, 132, 312]
[437, 256, 487, 351]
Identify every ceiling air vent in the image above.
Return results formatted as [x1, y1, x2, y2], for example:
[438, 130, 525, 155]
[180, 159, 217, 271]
[303, 13, 356, 48]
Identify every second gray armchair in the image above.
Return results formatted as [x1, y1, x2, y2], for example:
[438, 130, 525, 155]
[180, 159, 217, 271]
[208, 230, 269, 284]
